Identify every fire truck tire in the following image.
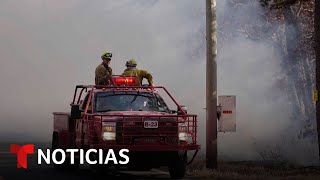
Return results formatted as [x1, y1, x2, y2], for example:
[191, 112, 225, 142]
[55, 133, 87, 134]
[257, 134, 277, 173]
[52, 133, 79, 171]
[168, 151, 187, 179]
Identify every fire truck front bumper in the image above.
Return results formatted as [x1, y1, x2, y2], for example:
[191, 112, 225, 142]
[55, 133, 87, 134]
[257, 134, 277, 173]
[90, 143, 200, 151]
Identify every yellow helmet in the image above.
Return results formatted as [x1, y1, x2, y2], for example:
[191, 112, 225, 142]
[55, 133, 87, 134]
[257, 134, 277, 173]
[101, 51, 112, 60]
[126, 59, 137, 67]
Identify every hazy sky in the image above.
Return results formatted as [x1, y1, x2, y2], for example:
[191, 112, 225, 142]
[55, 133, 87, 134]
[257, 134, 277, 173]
[0, 0, 205, 140]
[0, 0, 317, 165]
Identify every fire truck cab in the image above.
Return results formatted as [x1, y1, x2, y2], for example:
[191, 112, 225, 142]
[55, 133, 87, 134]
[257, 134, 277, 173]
[52, 76, 200, 179]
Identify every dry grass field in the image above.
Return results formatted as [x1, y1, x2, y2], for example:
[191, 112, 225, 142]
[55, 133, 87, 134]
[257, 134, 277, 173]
[186, 158, 320, 179]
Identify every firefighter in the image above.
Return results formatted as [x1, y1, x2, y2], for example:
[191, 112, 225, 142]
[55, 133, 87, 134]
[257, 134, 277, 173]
[95, 51, 113, 85]
[122, 59, 154, 86]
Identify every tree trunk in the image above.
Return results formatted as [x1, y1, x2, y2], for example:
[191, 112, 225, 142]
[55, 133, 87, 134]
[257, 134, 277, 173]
[314, 0, 320, 164]
[280, 4, 316, 139]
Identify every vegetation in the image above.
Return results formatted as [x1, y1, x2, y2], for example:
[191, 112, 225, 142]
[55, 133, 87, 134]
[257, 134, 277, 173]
[186, 158, 320, 179]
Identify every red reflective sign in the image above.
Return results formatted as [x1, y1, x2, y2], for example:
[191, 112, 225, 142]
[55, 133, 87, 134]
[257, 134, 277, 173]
[223, 110, 232, 114]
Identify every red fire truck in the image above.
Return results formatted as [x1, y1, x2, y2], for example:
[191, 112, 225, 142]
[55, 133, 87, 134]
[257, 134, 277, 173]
[52, 76, 200, 178]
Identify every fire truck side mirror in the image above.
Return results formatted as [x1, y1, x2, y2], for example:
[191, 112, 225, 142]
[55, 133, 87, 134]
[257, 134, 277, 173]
[217, 105, 221, 120]
[177, 105, 187, 115]
[170, 110, 177, 114]
[71, 104, 81, 119]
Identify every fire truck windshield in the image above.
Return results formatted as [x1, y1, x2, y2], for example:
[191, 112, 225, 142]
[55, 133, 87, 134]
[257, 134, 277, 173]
[94, 91, 170, 113]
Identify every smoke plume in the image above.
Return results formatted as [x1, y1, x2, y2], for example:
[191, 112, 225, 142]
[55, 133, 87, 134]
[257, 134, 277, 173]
[0, 0, 317, 165]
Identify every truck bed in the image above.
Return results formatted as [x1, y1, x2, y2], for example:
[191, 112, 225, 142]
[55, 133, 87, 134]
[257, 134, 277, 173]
[53, 112, 71, 132]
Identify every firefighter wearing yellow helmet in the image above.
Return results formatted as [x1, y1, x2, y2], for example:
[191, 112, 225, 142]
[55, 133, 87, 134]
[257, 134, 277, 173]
[95, 51, 113, 85]
[122, 59, 154, 86]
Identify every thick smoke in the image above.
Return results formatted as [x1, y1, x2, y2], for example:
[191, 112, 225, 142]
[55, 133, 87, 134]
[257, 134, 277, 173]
[0, 0, 205, 141]
[0, 0, 317, 165]
[215, 1, 318, 165]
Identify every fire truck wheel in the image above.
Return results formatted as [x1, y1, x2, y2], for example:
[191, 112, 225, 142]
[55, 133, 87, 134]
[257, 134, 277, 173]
[168, 151, 187, 179]
[52, 133, 64, 171]
[52, 133, 79, 171]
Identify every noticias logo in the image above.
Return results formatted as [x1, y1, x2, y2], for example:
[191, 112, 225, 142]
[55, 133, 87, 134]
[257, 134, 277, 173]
[10, 144, 129, 169]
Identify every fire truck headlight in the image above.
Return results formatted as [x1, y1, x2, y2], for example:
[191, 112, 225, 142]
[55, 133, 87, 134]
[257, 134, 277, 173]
[178, 132, 188, 141]
[178, 123, 188, 141]
[102, 132, 116, 140]
[102, 122, 116, 140]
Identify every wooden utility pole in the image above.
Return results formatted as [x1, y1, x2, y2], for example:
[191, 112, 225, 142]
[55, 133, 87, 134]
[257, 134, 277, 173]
[206, 0, 218, 169]
[315, 0, 320, 164]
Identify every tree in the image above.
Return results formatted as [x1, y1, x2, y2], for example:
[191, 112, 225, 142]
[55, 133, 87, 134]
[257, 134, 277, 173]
[315, 0, 320, 163]
[264, 0, 319, 164]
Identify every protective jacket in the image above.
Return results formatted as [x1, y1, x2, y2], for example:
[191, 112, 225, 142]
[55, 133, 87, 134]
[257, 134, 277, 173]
[122, 67, 153, 86]
[95, 63, 112, 85]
